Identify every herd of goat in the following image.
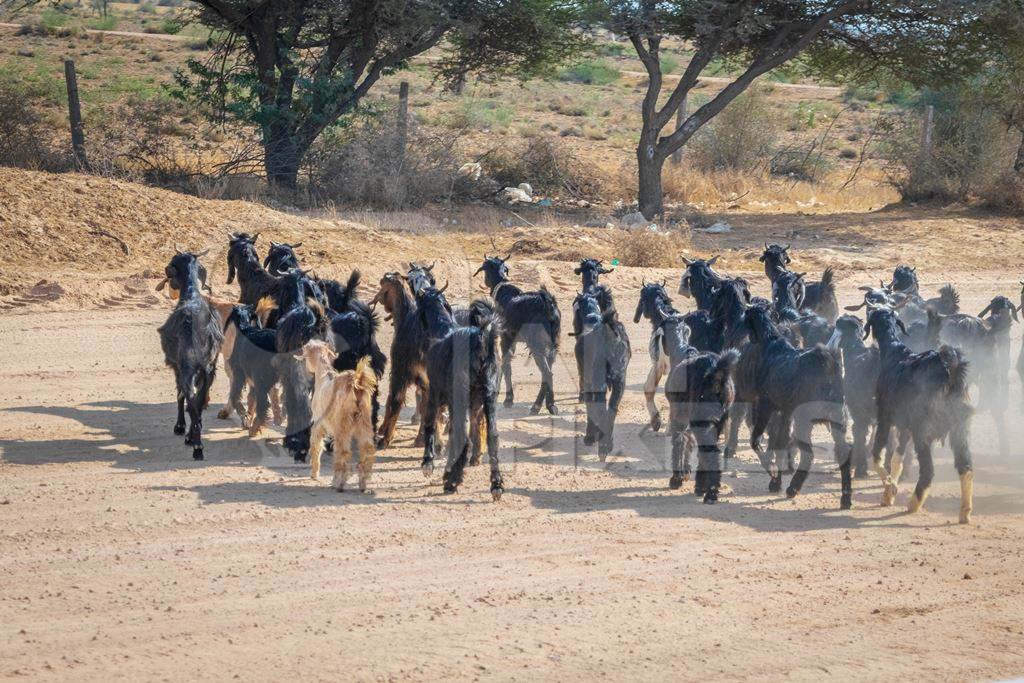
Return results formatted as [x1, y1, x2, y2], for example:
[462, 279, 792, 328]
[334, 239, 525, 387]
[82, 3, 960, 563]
[157, 234, 1023, 523]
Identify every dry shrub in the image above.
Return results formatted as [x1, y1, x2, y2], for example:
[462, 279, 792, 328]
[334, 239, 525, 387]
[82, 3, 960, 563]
[0, 78, 68, 172]
[481, 136, 604, 199]
[308, 113, 460, 209]
[980, 174, 1024, 212]
[612, 228, 688, 268]
[688, 88, 779, 174]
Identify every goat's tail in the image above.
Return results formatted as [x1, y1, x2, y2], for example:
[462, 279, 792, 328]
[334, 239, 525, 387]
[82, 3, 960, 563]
[255, 296, 278, 327]
[538, 285, 562, 349]
[939, 284, 960, 313]
[819, 267, 836, 295]
[715, 348, 741, 380]
[938, 345, 970, 397]
[353, 355, 379, 395]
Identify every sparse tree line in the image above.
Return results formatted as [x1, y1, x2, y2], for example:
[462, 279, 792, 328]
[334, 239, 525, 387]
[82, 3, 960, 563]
[2, 0, 1024, 213]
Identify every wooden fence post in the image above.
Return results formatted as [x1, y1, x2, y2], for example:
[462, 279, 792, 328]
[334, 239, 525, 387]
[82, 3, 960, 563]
[918, 104, 935, 164]
[64, 59, 89, 171]
[396, 81, 409, 169]
[671, 95, 688, 166]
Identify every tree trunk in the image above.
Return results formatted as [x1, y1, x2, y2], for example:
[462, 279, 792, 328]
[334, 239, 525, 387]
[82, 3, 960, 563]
[1014, 130, 1024, 174]
[264, 127, 305, 190]
[637, 136, 664, 219]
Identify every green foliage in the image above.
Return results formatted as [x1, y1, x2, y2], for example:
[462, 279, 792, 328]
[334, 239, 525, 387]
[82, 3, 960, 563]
[443, 97, 512, 130]
[86, 15, 119, 29]
[557, 59, 620, 85]
[157, 18, 181, 34]
[40, 8, 68, 28]
[138, 2, 157, 13]
[659, 54, 678, 75]
[688, 88, 779, 173]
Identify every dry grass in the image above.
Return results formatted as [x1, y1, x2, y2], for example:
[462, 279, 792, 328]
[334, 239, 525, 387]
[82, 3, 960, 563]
[612, 227, 689, 268]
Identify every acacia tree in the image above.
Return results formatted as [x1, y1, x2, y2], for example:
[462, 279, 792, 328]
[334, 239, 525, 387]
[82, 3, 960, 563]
[174, 0, 582, 188]
[590, 1, 986, 218]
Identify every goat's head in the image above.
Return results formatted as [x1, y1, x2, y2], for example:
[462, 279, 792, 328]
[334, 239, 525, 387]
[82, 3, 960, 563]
[474, 255, 510, 290]
[416, 284, 454, 337]
[658, 311, 692, 345]
[163, 248, 209, 298]
[299, 339, 337, 375]
[634, 280, 673, 324]
[370, 272, 408, 319]
[979, 295, 1019, 325]
[405, 262, 437, 297]
[846, 285, 896, 312]
[772, 270, 806, 313]
[263, 241, 301, 276]
[276, 268, 309, 311]
[226, 231, 261, 284]
[571, 290, 603, 337]
[742, 304, 779, 344]
[679, 254, 722, 299]
[887, 265, 919, 295]
[835, 314, 865, 344]
[864, 306, 907, 344]
[759, 243, 791, 273]
[574, 258, 613, 290]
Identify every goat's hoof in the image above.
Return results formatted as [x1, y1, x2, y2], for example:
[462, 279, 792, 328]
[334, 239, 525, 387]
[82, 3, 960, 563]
[959, 511, 972, 525]
[703, 491, 719, 504]
[785, 486, 799, 499]
[840, 493, 853, 510]
[468, 456, 481, 467]
[173, 424, 186, 436]
[723, 448, 735, 460]
[375, 436, 389, 449]
[547, 405, 558, 416]
[503, 397, 515, 408]
[421, 461, 434, 478]
[669, 474, 684, 490]
[491, 488, 503, 502]
[583, 432, 596, 446]
[293, 453, 307, 464]
[192, 448, 204, 461]
[854, 466, 869, 479]
[216, 407, 231, 420]
[442, 482, 458, 495]
[413, 436, 426, 448]
[768, 476, 782, 493]
[650, 415, 662, 432]
[881, 484, 897, 507]
[529, 405, 542, 415]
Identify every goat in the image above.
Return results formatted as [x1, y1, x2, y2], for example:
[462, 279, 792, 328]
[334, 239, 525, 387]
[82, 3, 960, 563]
[273, 269, 328, 462]
[157, 249, 223, 460]
[571, 287, 630, 458]
[416, 285, 503, 499]
[887, 265, 920, 297]
[575, 258, 614, 291]
[226, 232, 281, 307]
[633, 282, 721, 432]
[939, 296, 1017, 457]
[743, 305, 851, 508]
[709, 278, 752, 350]
[263, 241, 302, 276]
[865, 306, 974, 522]
[224, 304, 278, 437]
[475, 250, 561, 415]
[370, 272, 430, 447]
[679, 255, 726, 311]
[301, 341, 377, 492]
[659, 312, 740, 502]
[902, 308, 942, 353]
[760, 243, 838, 322]
[834, 315, 879, 478]
[404, 261, 437, 297]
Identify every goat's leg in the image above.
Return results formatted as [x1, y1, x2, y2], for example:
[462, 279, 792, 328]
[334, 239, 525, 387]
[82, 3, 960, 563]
[831, 419, 854, 510]
[950, 412, 974, 524]
[724, 403, 746, 460]
[694, 424, 723, 504]
[765, 410, 792, 494]
[906, 431, 935, 514]
[377, 374, 409, 449]
[248, 382, 270, 438]
[410, 388, 423, 425]
[174, 391, 186, 436]
[356, 436, 376, 493]
[413, 375, 430, 448]
[888, 429, 911, 488]
[484, 394, 502, 501]
[545, 350, 558, 414]
[331, 442, 352, 492]
[786, 417, 815, 499]
[851, 419, 870, 479]
[420, 397, 440, 477]
[217, 364, 234, 420]
[469, 406, 484, 466]
[643, 361, 665, 432]
[309, 421, 326, 481]
[185, 396, 204, 460]
[228, 371, 250, 431]
[530, 352, 556, 415]
[871, 419, 897, 506]
[269, 385, 284, 427]
[749, 400, 778, 483]
[600, 377, 626, 459]
[500, 335, 515, 407]
[669, 426, 689, 490]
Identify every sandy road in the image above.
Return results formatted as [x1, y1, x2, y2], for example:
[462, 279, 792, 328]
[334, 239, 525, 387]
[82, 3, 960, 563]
[2, 266, 1024, 681]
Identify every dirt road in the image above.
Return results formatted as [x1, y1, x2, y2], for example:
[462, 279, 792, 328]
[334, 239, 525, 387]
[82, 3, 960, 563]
[3, 264, 1024, 681]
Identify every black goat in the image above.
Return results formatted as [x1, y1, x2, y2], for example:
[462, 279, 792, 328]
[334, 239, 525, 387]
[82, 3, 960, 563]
[571, 287, 630, 458]
[865, 306, 974, 523]
[263, 241, 302, 276]
[415, 285, 503, 498]
[834, 315, 879, 478]
[761, 243, 838, 322]
[940, 295, 1017, 457]
[679, 255, 726, 311]
[575, 258, 614, 291]
[226, 232, 280, 307]
[405, 262, 437, 297]
[743, 305, 851, 507]
[370, 272, 430, 447]
[224, 304, 278, 437]
[659, 312, 740, 502]
[157, 249, 223, 460]
[887, 265, 919, 296]
[274, 269, 328, 462]
[709, 278, 752, 350]
[901, 308, 942, 353]
[475, 252, 561, 414]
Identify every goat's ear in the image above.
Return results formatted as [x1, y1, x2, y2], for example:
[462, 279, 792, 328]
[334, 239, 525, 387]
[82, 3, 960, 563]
[574, 267, 582, 274]
[862, 321, 872, 340]
[251, 232, 260, 243]
[681, 255, 693, 266]
[632, 300, 643, 324]
[978, 302, 993, 319]
[896, 318, 908, 336]
[758, 253, 766, 262]
[156, 278, 168, 292]
[472, 265, 485, 277]
[600, 266, 615, 274]
[707, 255, 720, 267]
[844, 302, 866, 311]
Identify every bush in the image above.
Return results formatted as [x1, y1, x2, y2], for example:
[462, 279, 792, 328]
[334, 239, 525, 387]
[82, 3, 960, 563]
[87, 15, 119, 30]
[442, 97, 512, 131]
[0, 77, 67, 172]
[307, 112, 462, 209]
[879, 86, 1017, 203]
[481, 136, 603, 198]
[557, 59, 620, 85]
[138, 2, 157, 13]
[612, 227, 688, 268]
[660, 54, 679, 75]
[688, 88, 779, 173]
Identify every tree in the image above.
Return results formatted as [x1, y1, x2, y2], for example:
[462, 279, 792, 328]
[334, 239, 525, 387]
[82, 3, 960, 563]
[174, 0, 583, 188]
[587, 1, 989, 218]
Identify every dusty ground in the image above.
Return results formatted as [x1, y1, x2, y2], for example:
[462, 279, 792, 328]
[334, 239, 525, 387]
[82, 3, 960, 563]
[3, 171, 1024, 680]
